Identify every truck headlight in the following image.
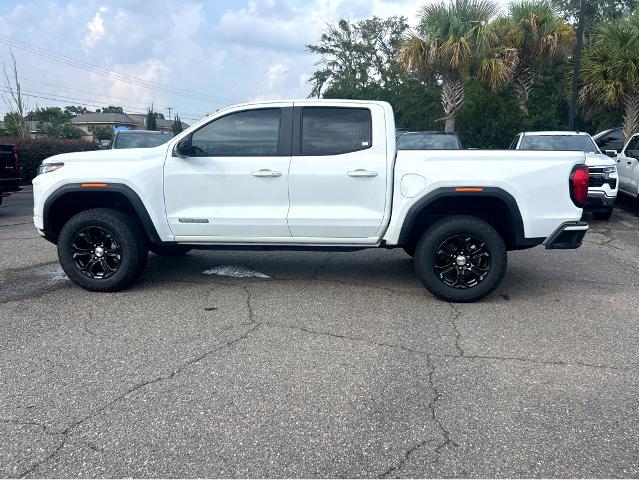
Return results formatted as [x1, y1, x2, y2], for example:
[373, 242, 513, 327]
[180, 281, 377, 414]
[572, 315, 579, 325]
[37, 162, 64, 175]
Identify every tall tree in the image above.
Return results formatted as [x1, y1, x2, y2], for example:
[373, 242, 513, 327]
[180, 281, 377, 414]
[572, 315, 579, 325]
[499, 0, 573, 114]
[146, 105, 157, 131]
[97, 106, 124, 114]
[307, 16, 409, 99]
[172, 114, 183, 135]
[1, 50, 28, 138]
[552, 0, 637, 26]
[399, 0, 517, 132]
[580, 14, 639, 142]
[64, 106, 88, 117]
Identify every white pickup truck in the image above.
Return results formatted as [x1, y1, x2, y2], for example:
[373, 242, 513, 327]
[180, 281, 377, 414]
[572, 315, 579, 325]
[33, 100, 589, 302]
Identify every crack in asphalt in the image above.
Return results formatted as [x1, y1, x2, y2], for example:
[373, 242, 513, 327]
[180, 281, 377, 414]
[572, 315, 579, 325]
[310, 253, 333, 280]
[11, 285, 260, 478]
[438, 352, 634, 371]
[379, 354, 458, 478]
[447, 303, 464, 357]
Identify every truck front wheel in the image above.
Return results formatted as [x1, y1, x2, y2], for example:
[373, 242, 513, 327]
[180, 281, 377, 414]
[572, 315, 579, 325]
[414, 216, 507, 302]
[57, 208, 148, 292]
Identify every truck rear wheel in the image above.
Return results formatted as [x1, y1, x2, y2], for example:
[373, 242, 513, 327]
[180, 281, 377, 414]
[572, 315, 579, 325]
[57, 208, 148, 292]
[414, 216, 507, 302]
[592, 207, 613, 221]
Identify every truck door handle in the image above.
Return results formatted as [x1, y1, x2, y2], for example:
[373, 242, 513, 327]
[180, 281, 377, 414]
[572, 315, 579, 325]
[347, 169, 378, 177]
[252, 169, 282, 177]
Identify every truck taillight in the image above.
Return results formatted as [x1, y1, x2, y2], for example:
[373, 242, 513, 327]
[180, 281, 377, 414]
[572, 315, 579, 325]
[569, 164, 589, 208]
[12, 146, 19, 172]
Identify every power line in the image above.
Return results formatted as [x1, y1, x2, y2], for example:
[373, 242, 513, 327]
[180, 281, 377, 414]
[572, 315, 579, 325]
[0, 87, 205, 123]
[0, 34, 241, 106]
[17, 76, 212, 117]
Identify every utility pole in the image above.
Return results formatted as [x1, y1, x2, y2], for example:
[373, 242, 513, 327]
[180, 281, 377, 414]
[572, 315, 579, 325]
[167, 107, 172, 120]
[568, 0, 586, 131]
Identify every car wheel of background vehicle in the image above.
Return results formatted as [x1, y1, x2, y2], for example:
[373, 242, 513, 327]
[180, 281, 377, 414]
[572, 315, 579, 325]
[413, 216, 507, 302]
[58, 208, 148, 292]
[592, 208, 613, 221]
[150, 245, 191, 256]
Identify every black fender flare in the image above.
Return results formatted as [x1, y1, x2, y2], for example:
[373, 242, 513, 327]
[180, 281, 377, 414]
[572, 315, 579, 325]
[397, 187, 537, 249]
[42, 183, 162, 244]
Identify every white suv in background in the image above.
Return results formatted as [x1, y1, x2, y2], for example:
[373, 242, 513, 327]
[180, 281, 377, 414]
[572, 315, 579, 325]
[510, 131, 618, 220]
[615, 133, 639, 197]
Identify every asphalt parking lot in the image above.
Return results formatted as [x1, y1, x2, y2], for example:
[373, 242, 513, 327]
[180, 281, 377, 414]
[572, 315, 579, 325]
[1, 188, 638, 478]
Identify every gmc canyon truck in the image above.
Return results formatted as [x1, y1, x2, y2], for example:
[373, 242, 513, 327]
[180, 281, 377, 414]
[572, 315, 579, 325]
[33, 100, 589, 302]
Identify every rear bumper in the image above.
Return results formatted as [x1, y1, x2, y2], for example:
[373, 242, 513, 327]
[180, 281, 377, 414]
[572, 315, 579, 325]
[0, 176, 22, 194]
[544, 221, 589, 249]
[585, 190, 615, 211]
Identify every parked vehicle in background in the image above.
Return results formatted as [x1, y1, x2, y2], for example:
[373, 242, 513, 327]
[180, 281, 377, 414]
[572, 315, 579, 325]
[0, 144, 21, 206]
[395, 128, 409, 139]
[397, 131, 462, 150]
[511, 131, 618, 220]
[98, 140, 111, 149]
[112, 130, 172, 149]
[34, 100, 589, 302]
[593, 127, 633, 154]
[615, 133, 639, 197]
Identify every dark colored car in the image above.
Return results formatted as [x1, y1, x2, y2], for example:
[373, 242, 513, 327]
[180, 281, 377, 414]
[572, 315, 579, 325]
[592, 127, 639, 154]
[396, 131, 463, 150]
[0, 144, 21, 206]
[112, 130, 172, 149]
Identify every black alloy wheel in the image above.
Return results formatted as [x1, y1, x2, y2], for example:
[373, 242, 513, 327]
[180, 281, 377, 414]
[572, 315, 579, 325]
[413, 216, 507, 302]
[433, 234, 491, 288]
[71, 226, 122, 279]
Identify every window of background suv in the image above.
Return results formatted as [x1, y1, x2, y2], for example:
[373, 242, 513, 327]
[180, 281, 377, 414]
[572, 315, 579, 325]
[190, 108, 281, 156]
[519, 135, 600, 154]
[301, 107, 371, 155]
[113, 131, 170, 149]
[397, 133, 461, 150]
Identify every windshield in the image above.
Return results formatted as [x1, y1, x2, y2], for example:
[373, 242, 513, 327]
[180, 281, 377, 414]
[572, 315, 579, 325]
[519, 135, 600, 153]
[397, 133, 461, 150]
[113, 132, 170, 149]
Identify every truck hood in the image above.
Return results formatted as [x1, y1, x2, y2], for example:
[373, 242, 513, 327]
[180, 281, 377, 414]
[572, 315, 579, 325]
[585, 153, 615, 167]
[42, 144, 169, 164]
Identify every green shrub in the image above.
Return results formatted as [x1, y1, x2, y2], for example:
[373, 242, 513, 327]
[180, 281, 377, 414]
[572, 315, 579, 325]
[0, 136, 98, 182]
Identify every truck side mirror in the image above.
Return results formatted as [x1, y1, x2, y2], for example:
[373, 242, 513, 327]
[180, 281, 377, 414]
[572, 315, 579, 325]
[175, 138, 190, 157]
[604, 150, 617, 158]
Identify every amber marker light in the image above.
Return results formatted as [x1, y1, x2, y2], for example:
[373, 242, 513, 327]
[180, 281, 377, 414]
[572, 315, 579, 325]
[81, 183, 108, 188]
[454, 187, 483, 192]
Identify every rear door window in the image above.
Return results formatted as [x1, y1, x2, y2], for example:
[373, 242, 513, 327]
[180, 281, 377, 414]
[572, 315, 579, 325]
[301, 107, 372, 155]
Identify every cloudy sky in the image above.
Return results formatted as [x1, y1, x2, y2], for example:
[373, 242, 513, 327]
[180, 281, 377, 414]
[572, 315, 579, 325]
[0, 0, 506, 123]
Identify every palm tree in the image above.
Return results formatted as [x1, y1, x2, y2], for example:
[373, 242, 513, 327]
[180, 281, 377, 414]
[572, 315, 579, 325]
[399, 0, 517, 132]
[580, 15, 639, 142]
[502, 0, 573, 115]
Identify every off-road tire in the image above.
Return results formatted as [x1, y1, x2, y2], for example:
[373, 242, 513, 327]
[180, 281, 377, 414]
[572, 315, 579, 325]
[592, 208, 613, 221]
[58, 208, 148, 292]
[414, 216, 507, 302]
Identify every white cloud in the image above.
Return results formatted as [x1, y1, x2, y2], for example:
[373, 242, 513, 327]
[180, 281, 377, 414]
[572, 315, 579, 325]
[83, 8, 107, 49]
[0, 0, 513, 122]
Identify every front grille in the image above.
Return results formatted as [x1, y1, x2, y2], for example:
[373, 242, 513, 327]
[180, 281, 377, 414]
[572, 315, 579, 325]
[588, 167, 616, 189]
